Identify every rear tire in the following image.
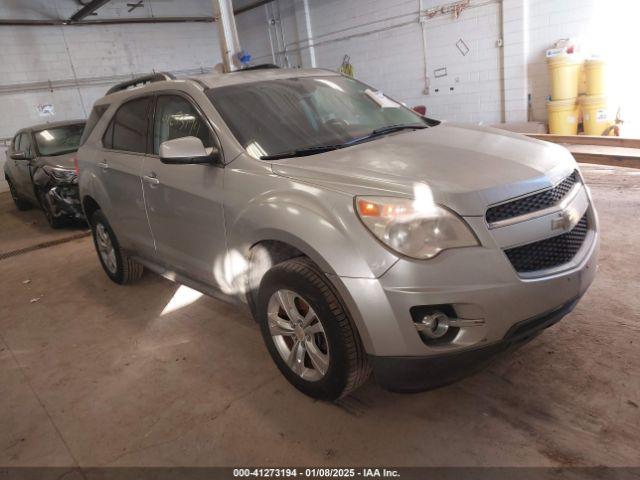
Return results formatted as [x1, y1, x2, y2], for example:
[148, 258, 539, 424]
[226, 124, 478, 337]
[257, 257, 370, 400]
[7, 178, 31, 211]
[90, 210, 144, 284]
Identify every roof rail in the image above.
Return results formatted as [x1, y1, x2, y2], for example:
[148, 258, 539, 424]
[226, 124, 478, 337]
[234, 64, 280, 72]
[106, 72, 176, 95]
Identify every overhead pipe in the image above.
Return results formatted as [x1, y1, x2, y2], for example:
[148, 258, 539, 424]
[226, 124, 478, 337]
[0, 66, 214, 96]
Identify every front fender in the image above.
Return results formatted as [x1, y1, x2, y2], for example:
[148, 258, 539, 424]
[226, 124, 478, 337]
[79, 169, 115, 224]
[224, 162, 398, 279]
[32, 166, 51, 190]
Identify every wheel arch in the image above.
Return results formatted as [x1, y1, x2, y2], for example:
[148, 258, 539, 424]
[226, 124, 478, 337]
[244, 236, 327, 318]
[82, 195, 101, 223]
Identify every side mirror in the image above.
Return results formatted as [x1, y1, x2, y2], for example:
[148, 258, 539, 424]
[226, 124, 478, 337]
[11, 151, 27, 160]
[159, 136, 219, 165]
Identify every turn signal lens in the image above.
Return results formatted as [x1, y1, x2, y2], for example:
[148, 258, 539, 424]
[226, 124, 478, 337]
[357, 199, 381, 217]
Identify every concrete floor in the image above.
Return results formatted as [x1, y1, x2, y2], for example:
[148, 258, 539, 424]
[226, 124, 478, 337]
[0, 164, 638, 467]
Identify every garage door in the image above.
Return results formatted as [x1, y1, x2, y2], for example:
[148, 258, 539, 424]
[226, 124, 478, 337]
[423, 1, 503, 124]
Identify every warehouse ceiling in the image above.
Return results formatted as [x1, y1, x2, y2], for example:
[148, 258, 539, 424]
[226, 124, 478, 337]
[0, 0, 270, 23]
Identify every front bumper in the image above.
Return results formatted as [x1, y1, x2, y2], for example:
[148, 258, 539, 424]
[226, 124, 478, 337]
[45, 184, 84, 220]
[327, 171, 599, 391]
[329, 172, 599, 365]
[332, 219, 598, 357]
[368, 296, 579, 392]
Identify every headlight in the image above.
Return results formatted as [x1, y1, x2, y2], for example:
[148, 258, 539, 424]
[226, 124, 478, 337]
[42, 165, 77, 183]
[355, 196, 478, 259]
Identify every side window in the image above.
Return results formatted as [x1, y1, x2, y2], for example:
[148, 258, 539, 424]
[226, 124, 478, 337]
[110, 97, 152, 153]
[153, 95, 215, 155]
[13, 133, 23, 151]
[21, 134, 34, 158]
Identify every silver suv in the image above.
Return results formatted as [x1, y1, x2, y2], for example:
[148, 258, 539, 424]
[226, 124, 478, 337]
[78, 68, 599, 399]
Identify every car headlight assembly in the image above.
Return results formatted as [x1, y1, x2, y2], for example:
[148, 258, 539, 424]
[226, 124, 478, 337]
[355, 196, 478, 259]
[42, 165, 77, 183]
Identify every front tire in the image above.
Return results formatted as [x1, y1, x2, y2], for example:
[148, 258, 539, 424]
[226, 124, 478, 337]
[90, 210, 143, 284]
[7, 178, 31, 211]
[37, 189, 65, 229]
[257, 258, 370, 400]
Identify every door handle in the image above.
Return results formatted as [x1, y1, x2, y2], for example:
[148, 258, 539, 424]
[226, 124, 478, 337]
[143, 173, 160, 186]
[97, 160, 109, 170]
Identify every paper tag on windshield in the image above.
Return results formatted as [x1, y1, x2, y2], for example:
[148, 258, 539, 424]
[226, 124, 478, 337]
[365, 89, 401, 108]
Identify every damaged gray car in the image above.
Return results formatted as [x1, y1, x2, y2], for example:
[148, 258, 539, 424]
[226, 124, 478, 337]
[4, 120, 86, 228]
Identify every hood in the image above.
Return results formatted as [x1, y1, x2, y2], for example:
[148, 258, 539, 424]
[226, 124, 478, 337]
[270, 123, 577, 216]
[39, 152, 77, 170]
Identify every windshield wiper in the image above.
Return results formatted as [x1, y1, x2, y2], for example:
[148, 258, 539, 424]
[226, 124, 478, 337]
[373, 123, 428, 135]
[346, 123, 428, 146]
[260, 144, 343, 160]
[259, 123, 428, 160]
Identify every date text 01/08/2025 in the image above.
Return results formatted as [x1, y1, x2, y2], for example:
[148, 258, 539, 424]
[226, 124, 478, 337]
[232, 468, 401, 478]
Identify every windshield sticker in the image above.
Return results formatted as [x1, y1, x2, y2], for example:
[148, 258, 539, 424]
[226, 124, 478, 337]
[364, 89, 401, 108]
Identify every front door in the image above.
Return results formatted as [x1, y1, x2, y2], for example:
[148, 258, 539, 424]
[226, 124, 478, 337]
[99, 96, 156, 259]
[13, 133, 38, 203]
[141, 93, 226, 286]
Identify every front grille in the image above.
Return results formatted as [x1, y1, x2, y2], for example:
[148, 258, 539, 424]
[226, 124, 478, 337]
[504, 213, 589, 273]
[486, 171, 579, 224]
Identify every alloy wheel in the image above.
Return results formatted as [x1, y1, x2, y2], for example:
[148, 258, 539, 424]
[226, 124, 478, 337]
[267, 289, 330, 381]
[95, 223, 117, 274]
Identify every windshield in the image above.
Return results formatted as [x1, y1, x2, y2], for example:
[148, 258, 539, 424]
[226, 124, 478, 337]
[34, 123, 85, 156]
[206, 76, 427, 159]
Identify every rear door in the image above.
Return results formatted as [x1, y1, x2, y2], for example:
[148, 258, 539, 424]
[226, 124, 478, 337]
[141, 92, 226, 285]
[99, 96, 156, 259]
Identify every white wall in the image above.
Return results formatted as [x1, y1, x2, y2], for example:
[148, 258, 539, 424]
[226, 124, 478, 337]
[275, 0, 503, 123]
[257, 0, 634, 128]
[1, 0, 636, 194]
[0, 0, 228, 192]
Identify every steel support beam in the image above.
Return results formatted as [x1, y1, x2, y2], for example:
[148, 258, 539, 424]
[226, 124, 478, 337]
[0, 17, 214, 26]
[69, 0, 112, 22]
[233, 0, 274, 15]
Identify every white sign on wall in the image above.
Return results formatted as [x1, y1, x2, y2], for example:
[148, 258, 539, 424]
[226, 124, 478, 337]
[36, 103, 55, 117]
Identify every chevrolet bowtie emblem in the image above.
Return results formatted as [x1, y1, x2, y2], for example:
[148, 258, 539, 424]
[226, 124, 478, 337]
[552, 208, 579, 231]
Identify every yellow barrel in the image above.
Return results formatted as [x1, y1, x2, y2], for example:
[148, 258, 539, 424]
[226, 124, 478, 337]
[547, 55, 582, 100]
[585, 59, 605, 95]
[578, 62, 588, 96]
[580, 95, 611, 136]
[547, 98, 579, 135]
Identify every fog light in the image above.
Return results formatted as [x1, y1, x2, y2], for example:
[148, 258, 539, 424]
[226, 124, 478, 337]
[416, 311, 450, 339]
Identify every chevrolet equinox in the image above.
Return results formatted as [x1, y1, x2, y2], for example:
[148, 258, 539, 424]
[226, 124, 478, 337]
[77, 68, 599, 400]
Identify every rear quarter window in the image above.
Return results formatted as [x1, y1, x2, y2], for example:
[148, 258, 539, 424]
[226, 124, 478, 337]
[80, 104, 109, 146]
